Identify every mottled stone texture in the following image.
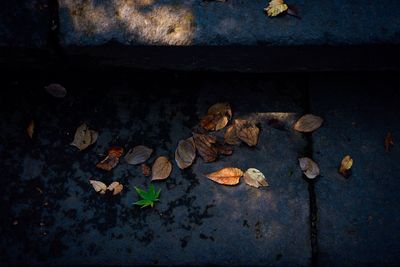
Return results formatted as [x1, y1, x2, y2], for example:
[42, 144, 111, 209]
[0, 73, 311, 266]
[310, 76, 400, 267]
[58, 0, 400, 46]
[0, 0, 50, 48]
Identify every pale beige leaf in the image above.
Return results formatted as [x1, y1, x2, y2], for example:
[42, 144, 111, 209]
[125, 145, 153, 165]
[27, 120, 34, 139]
[205, 167, 243, 185]
[70, 123, 98, 151]
[264, 0, 288, 17]
[235, 119, 260, 146]
[299, 157, 320, 179]
[243, 168, 268, 188]
[224, 124, 241, 145]
[107, 181, 123, 195]
[89, 180, 107, 194]
[45, 83, 67, 98]
[339, 155, 353, 178]
[175, 137, 196, 169]
[152, 156, 172, 181]
[293, 114, 323, 133]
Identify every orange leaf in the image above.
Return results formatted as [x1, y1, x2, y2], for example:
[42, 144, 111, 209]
[339, 155, 353, 178]
[205, 167, 243, 185]
[96, 147, 124, 171]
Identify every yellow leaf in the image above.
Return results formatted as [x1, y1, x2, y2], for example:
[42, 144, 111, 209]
[339, 155, 353, 178]
[205, 167, 243, 185]
[265, 0, 288, 17]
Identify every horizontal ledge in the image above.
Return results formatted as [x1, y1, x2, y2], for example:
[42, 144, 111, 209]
[1, 44, 400, 72]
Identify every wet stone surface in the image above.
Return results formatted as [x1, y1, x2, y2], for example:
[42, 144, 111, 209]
[58, 0, 400, 46]
[0, 73, 311, 266]
[310, 76, 400, 267]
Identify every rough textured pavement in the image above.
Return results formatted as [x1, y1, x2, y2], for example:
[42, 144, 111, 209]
[310, 76, 400, 267]
[0, 72, 311, 266]
[58, 0, 400, 46]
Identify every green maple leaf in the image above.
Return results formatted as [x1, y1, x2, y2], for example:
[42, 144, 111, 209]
[133, 184, 161, 208]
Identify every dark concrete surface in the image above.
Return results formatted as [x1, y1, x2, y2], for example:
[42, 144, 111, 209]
[310, 76, 400, 267]
[0, 0, 51, 48]
[58, 0, 400, 46]
[0, 72, 311, 266]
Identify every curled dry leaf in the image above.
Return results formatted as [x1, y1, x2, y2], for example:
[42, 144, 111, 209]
[264, 0, 288, 17]
[339, 155, 353, 178]
[299, 157, 320, 179]
[141, 163, 151, 176]
[193, 133, 218, 162]
[224, 124, 241, 145]
[125, 145, 153, 165]
[152, 156, 172, 181]
[70, 123, 98, 151]
[235, 119, 260, 146]
[243, 168, 268, 188]
[89, 180, 107, 194]
[384, 132, 394, 152]
[200, 103, 232, 131]
[96, 147, 124, 171]
[107, 181, 123, 195]
[175, 137, 196, 169]
[45, 83, 67, 98]
[27, 120, 34, 139]
[205, 167, 243, 185]
[294, 114, 323, 133]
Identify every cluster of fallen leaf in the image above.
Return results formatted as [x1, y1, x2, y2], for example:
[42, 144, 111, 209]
[27, 84, 395, 208]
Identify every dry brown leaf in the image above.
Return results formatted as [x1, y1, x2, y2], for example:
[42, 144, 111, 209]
[224, 124, 241, 145]
[125, 145, 153, 165]
[299, 157, 320, 179]
[89, 180, 107, 194]
[193, 133, 218, 162]
[243, 168, 268, 188]
[96, 147, 124, 171]
[70, 123, 98, 151]
[152, 156, 172, 181]
[235, 119, 260, 146]
[175, 137, 196, 169]
[45, 83, 67, 98]
[264, 0, 288, 17]
[200, 103, 232, 131]
[293, 114, 323, 133]
[107, 181, 123, 195]
[339, 155, 353, 178]
[384, 132, 394, 152]
[141, 163, 151, 176]
[27, 120, 34, 139]
[205, 167, 243, 185]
